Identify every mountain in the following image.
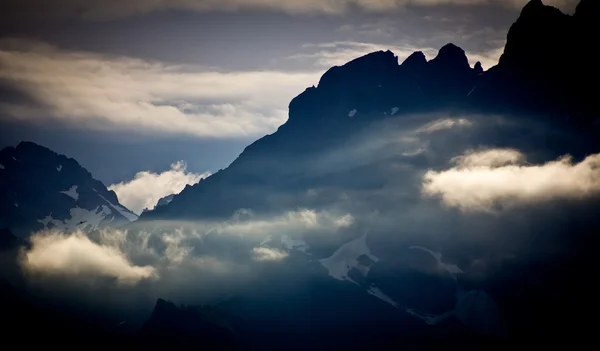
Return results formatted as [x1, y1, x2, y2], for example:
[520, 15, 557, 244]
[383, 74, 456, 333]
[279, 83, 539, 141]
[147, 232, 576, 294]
[0, 141, 138, 237]
[143, 0, 599, 222]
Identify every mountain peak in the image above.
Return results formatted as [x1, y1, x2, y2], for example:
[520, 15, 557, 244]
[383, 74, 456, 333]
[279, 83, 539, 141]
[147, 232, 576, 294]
[317, 50, 398, 90]
[1, 142, 138, 236]
[401, 51, 427, 68]
[429, 43, 470, 71]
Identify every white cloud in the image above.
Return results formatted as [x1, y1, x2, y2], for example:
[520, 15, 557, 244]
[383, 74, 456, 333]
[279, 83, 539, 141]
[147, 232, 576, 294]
[0, 39, 319, 138]
[252, 247, 289, 261]
[22, 230, 156, 285]
[449, 148, 524, 168]
[217, 209, 354, 238]
[5, 1, 578, 19]
[422, 149, 600, 212]
[415, 118, 472, 133]
[288, 41, 439, 68]
[109, 161, 210, 215]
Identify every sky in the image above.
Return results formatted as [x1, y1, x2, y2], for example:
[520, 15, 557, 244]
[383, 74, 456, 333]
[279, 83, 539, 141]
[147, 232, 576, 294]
[0, 0, 580, 201]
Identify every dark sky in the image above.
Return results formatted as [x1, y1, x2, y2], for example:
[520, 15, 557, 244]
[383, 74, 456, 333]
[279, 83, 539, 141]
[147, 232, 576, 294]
[0, 0, 579, 187]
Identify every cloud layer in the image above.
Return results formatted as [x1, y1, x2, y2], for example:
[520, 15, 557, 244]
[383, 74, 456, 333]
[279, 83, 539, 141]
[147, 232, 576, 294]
[1, 0, 579, 19]
[109, 161, 211, 215]
[0, 39, 319, 138]
[20, 208, 354, 290]
[423, 149, 600, 212]
[23, 230, 156, 285]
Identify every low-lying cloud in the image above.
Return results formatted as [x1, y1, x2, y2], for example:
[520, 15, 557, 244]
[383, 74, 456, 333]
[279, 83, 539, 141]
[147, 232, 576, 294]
[20, 208, 354, 290]
[109, 161, 210, 215]
[423, 149, 600, 212]
[252, 247, 289, 261]
[23, 230, 156, 285]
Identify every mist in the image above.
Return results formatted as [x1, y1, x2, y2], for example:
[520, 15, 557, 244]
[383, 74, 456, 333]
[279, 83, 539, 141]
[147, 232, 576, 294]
[10, 109, 600, 335]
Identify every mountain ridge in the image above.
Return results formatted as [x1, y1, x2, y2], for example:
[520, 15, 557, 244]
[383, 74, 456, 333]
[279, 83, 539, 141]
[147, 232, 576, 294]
[142, 0, 599, 221]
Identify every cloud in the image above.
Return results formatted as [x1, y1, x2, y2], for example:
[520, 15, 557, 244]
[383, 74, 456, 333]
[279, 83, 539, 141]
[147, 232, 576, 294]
[212, 209, 354, 239]
[422, 149, 600, 212]
[415, 118, 472, 134]
[252, 247, 289, 261]
[108, 161, 210, 215]
[288, 41, 439, 68]
[0, 0, 579, 19]
[0, 39, 319, 138]
[22, 230, 156, 285]
[449, 148, 524, 168]
[19, 208, 354, 294]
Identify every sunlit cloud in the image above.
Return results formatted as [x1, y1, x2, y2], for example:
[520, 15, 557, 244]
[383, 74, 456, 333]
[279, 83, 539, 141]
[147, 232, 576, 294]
[288, 41, 439, 68]
[108, 161, 211, 215]
[214, 209, 354, 239]
[22, 230, 156, 285]
[252, 247, 289, 261]
[423, 149, 600, 212]
[0, 38, 319, 138]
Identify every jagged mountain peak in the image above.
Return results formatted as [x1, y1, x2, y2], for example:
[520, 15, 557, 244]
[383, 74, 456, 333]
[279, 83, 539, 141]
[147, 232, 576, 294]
[0, 142, 138, 236]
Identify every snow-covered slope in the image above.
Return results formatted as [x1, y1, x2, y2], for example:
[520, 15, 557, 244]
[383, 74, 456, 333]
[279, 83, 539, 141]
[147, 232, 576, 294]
[318, 236, 505, 338]
[0, 142, 138, 236]
[319, 231, 379, 284]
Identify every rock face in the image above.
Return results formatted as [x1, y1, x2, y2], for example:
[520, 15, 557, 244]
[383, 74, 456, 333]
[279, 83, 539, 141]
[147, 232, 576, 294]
[143, 0, 599, 222]
[0, 142, 137, 236]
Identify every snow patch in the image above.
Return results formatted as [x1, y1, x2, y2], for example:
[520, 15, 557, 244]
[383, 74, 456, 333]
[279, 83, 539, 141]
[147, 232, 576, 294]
[96, 194, 138, 222]
[37, 206, 114, 232]
[367, 285, 399, 308]
[281, 235, 310, 254]
[60, 185, 79, 200]
[410, 246, 463, 276]
[391, 107, 399, 115]
[0, 164, 5, 170]
[57, 165, 62, 172]
[348, 109, 357, 118]
[319, 231, 379, 284]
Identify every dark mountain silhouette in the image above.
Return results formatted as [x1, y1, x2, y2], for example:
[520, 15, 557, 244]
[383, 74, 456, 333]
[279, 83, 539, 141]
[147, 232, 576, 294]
[143, 0, 599, 222]
[0, 141, 137, 237]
